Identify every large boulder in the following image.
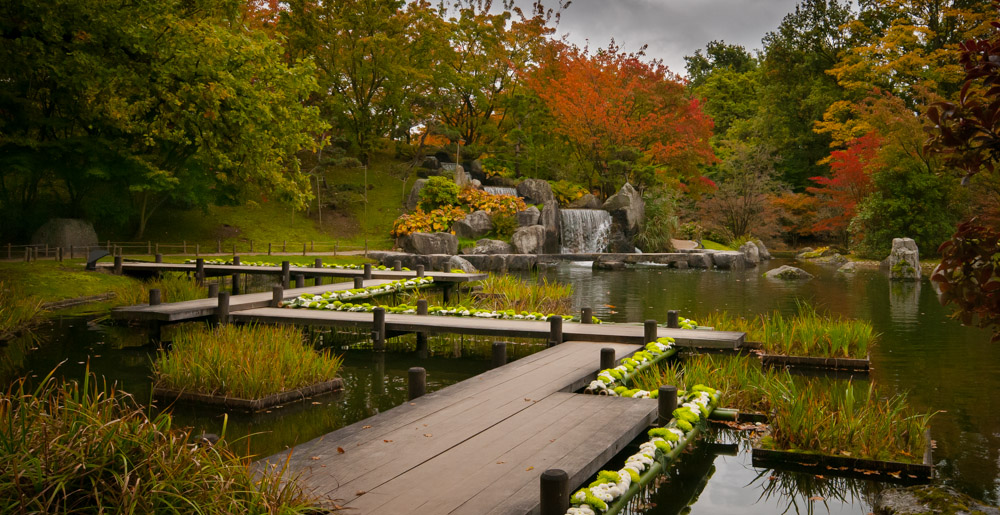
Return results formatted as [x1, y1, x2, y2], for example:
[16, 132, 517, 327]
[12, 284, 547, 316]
[441, 163, 470, 188]
[512, 225, 546, 254]
[738, 242, 760, 267]
[516, 206, 540, 227]
[405, 179, 428, 211]
[816, 253, 849, 266]
[687, 253, 714, 269]
[420, 156, 440, 170]
[516, 178, 556, 205]
[883, 237, 920, 281]
[30, 218, 98, 248]
[399, 232, 458, 255]
[874, 485, 999, 515]
[711, 251, 745, 270]
[540, 203, 560, 254]
[764, 265, 814, 280]
[452, 210, 493, 239]
[754, 240, 772, 260]
[464, 160, 486, 182]
[837, 261, 858, 273]
[602, 183, 645, 253]
[567, 193, 602, 209]
[446, 255, 477, 273]
[471, 239, 513, 255]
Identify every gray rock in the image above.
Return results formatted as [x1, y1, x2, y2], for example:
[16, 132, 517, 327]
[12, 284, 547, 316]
[739, 242, 760, 267]
[687, 253, 714, 269]
[795, 247, 814, 257]
[567, 193, 601, 209]
[540, 203, 560, 254]
[465, 160, 485, 182]
[764, 265, 814, 280]
[602, 183, 645, 253]
[420, 156, 440, 170]
[817, 253, 849, 266]
[471, 239, 513, 255]
[452, 210, 493, 239]
[837, 262, 858, 273]
[30, 218, 98, 248]
[441, 163, 469, 189]
[405, 179, 428, 211]
[516, 178, 556, 205]
[874, 485, 999, 515]
[471, 179, 482, 189]
[594, 260, 626, 270]
[512, 225, 546, 254]
[517, 206, 540, 227]
[711, 251, 746, 270]
[883, 237, 920, 281]
[754, 240, 772, 260]
[446, 255, 477, 273]
[400, 232, 458, 255]
[505, 254, 537, 271]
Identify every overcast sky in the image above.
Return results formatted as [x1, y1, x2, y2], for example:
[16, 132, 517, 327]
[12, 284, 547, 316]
[550, 0, 805, 77]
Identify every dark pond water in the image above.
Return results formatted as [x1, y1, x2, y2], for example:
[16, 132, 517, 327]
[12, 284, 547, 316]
[3, 257, 996, 514]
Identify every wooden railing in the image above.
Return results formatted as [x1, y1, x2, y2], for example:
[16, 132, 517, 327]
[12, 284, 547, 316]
[2, 238, 395, 261]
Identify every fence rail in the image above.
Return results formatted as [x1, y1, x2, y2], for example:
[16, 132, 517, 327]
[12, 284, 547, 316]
[2, 239, 395, 262]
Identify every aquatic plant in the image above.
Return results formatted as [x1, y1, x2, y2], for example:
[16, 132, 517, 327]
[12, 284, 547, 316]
[153, 324, 342, 399]
[0, 370, 317, 513]
[110, 274, 205, 307]
[472, 274, 573, 315]
[0, 281, 44, 338]
[634, 354, 786, 414]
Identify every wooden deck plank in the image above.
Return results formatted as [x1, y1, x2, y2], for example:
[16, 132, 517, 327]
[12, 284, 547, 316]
[96, 262, 485, 283]
[232, 307, 744, 348]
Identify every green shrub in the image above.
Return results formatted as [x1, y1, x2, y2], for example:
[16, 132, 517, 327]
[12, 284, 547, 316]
[418, 176, 460, 211]
[678, 221, 704, 241]
[636, 193, 678, 252]
[551, 180, 587, 206]
[492, 213, 519, 240]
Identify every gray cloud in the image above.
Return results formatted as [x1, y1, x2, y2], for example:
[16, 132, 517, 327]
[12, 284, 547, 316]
[551, 0, 803, 75]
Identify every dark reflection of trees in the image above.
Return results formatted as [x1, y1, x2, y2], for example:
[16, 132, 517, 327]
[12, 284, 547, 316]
[750, 466, 881, 515]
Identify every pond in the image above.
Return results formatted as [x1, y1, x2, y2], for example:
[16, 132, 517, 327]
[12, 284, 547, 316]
[2, 257, 996, 514]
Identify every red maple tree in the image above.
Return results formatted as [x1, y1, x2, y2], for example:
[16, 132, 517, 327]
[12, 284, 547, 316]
[807, 131, 880, 238]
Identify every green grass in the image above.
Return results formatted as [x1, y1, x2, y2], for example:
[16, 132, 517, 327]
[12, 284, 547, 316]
[0, 369, 317, 513]
[0, 260, 136, 303]
[701, 239, 734, 251]
[154, 324, 343, 399]
[324, 152, 415, 245]
[108, 274, 206, 308]
[0, 281, 44, 338]
[412, 273, 573, 314]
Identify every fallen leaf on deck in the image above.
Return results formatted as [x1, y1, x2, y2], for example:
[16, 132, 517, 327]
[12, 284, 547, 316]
[383, 440, 393, 443]
[356, 490, 366, 496]
[337, 447, 345, 454]
[363, 425, 372, 429]
[526, 466, 534, 471]
[311, 456, 321, 460]
[424, 434, 433, 437]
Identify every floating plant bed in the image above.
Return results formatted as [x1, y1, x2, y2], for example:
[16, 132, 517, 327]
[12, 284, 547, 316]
[584, 338, 677, 396]
[152, 378, 343, 413]
[760, 353, 870, 372]
[707, 407, 768, 424]
[750, 447, 932, 482]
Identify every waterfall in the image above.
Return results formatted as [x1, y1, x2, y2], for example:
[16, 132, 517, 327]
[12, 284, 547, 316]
[560, 209, 612, 253]
[484, 186, 518, 197]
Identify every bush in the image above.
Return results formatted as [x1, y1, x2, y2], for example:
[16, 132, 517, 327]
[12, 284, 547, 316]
[678, 221, 704, 241]
[636, 192, 678, 252]
[458, 187, 526, 217]
[418, 176, 460, 211]
[550, 180, 587, 206]
[492, 213, 519, 240]
[392, 205, 468, 237]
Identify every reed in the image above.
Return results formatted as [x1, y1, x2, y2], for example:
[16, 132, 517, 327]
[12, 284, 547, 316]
[701, 303, 877, 359]
[471, 274, 573, 314]
[154, 324, 342, 399]
[0, 370, 317, 513]
[0, 280, 44, 338]
[110, 274, 205, 307]
[633, 354, 785, 413]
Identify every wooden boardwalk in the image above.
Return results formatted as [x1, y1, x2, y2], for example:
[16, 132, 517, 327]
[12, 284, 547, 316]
[96, 261, 485, 283]
[232, 307, 744, 349]
[257, 341, 656, 514]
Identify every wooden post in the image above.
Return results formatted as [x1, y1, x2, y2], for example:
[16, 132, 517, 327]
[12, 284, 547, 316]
[195, 258, 205, 286]
[183, 240, 187, 254]
[442, 284, 452, 304]
[658, 385, 678, 426]
[408, 367, 426, 400]
[334, 242, 338, 255]
[295, 274, 305, 289]
[548, 315, 563, 347]
[249, 240, 254, 253]
[149, 288, 162, 306]
[311, 240, 314, 252]
[644, 319, 658, 343]
[155, 253, 163, 263]
[539, 469, 569, 515]
[417, 299, 428, 315]
[216, 292, 230, 325]
[272, 286, 283, 307]
[282, 240, 286, 252]
[600, 348, 615, 371]
[208, 283, 219, 298]
[302, 242, 307, 256]
[363, 263, 372, 279]
[314, 258, 323, 268]
[372, 307, 386, 351]
[393, 260, 402, 271]
[581, 307, 593, 324]
[107, 240, 111, 251]
[232, 243, 237, 256]
[416, 264, 424, 277]
[154, 243, 159, 255]
[195, 244, 200, 256]
[281, 261, 290, 288]
[268, 242, 272, 256]
[233, 256, 241, 266]
[231, 274, 240, 295]
[44, 244, 48, 257]
[57, 247, 63, 262]
[6, 243, 10, 260]
[147, 241, 152, 255]
[217, 239, 222, 253]
[667, 310, 680, 329]
[69, 245, 74, 259]
[492, 341, 507, 369]
[416, 299, 428, 353]
[114, 255, 123, 275]
[354, 277, 364, 289]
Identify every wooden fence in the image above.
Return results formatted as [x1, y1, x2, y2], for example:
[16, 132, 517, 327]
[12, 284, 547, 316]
[2, 238, 395, 261]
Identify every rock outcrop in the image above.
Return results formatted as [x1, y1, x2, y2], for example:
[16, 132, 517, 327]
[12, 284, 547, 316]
[764, 265, 814, 280]
[515, 178, 555, 205]
[470, 239, 514, 255]
[754, 240, 772, 260]
[30, 219, 98, 248]
[738, 242, 760, 267]
[567, 193, 601, 209]
[602, 183, 645, 253]
[516, 206, 540, 227]
[540, 203, 560, 254]
[452, 210, 493, 239]
[446, 255, 477, 273]
[405, 179, 428, 211]
[398, 232, 458, 255]
[512, 225, 546, 254]
[874, 485, 999, 515]
[711, 251, 745, 270]
[883, 237, 920, 281]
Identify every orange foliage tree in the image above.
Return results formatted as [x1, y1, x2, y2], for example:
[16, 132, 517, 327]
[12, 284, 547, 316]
[807, 131, 879, 243]
[526, 41, 716, 194]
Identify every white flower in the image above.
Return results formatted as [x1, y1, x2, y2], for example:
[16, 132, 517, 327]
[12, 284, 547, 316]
[567, 507, 596, 515]
[668, 428, 685, 439]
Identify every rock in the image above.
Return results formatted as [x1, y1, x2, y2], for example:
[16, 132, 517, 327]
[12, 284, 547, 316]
[512, 225, 546, 254]
[440, 163, 469, 188]
[567, 193, 602, 209]
[687, 253, 714, 269]
[540, 203, 560, 254]
[420, 156, 440, 170]
[446, 255, 477, 273]
[452, 210, 493, 239]
[400, 232, 458, 255]
[796, 247, 815, 257]
[838, 262, 858, 273]
[471, 179, 482, 189]
[516, 206, 540, 227]
[739, 242, 760, 267]
[594, 260, 626, 270]
[817, 253, 848, 266]
[471, 239, 513, 255]
[754, 240, 772, 260]
[764, 265, 814, 280]
[874, 485, 1000, 515]
[883, 237, 921, 281]
[434, 150, 452, 164]
[711, 251, 745, 270]
[405, 179, 428, 211]
[30, 218, 98, 248]
[516, 178, 556, 205]
[602, 183, 645, 253]
[464, 160, 485, 182]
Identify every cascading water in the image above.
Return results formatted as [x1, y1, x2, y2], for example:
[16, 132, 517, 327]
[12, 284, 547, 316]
[484, 186, 518, 197]
[560, 209, 612, 253]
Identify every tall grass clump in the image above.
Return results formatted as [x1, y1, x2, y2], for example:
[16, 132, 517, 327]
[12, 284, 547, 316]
[472, 274, 572, 314]
[0, 281, 44, 338]
[154, 324, 342, 399]
[766, 380, 933, 463]
[0, 371, 317, 513]
[111, 274, 205, 307]
[634, 354, 787, 413]
[702, 303, 877, 358]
